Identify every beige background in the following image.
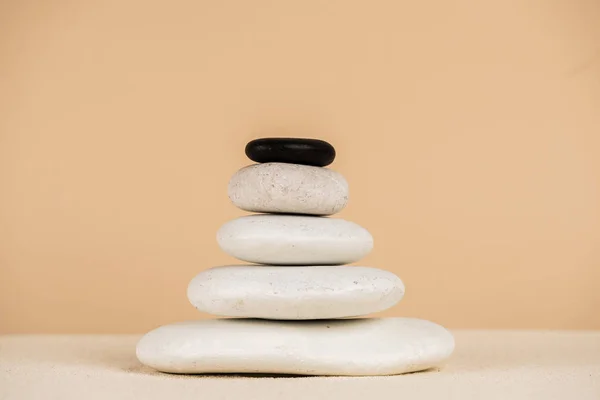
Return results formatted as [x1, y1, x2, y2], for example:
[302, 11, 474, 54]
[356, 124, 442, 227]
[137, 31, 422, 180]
[1, 0, 600, 333]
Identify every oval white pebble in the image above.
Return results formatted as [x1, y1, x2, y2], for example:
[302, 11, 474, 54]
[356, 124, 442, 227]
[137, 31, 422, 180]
[136, 318, 455, 376]
[187, 265, 405, 319]
[228, 163, 349, 216]
[217, 215, 373, 265]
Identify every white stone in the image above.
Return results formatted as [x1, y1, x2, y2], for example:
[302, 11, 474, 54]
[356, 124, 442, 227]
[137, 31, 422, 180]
[187, 265, 404, 320]
[228, 163, 349, 216]
[217, 215, 373, 265]
[136, 318, 455, 376]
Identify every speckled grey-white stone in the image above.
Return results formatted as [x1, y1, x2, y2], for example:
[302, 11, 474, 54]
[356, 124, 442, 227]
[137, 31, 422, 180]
[216, 214, 374, 265]
[228, 163, 349, 216]
[136, 318, 455, 376]
[187, 265, 404, 319]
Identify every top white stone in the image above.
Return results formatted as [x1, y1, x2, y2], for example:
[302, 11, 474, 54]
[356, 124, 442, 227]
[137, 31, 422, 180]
[228, 162, 349, 216]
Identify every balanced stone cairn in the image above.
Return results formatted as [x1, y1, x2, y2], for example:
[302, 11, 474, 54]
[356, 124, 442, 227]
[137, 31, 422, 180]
[136, 138, 455, 376]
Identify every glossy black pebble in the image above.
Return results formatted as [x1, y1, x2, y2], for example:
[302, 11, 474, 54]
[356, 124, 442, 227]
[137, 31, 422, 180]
[245, 138, 336, 167]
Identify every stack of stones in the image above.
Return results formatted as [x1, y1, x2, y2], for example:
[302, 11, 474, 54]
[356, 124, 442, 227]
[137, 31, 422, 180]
[137, 138, 455, 376]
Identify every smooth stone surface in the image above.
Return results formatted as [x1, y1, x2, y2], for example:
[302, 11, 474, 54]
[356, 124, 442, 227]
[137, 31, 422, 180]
[187, 265, 404, 319]
[245, 138, 336, 167]
[7, 333, 600, 399]
[228, 163, 349, 216]
[136, 318, 455, 376]
[217, 215, 373, 265]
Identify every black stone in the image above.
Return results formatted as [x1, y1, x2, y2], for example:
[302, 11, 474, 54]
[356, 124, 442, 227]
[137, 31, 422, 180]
[245, 138, 336, 167]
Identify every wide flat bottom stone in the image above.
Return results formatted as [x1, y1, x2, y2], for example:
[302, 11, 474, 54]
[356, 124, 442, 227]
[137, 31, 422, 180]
[136, 318, 454, 376]
[4, 332, 600, 399]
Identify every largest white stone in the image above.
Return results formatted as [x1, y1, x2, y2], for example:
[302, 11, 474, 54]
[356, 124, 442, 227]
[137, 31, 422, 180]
[187, 265, 405, 319]
[136, 318, 455, 376]
[228, 163, 349, 216]
[217, 215, 373, 265]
